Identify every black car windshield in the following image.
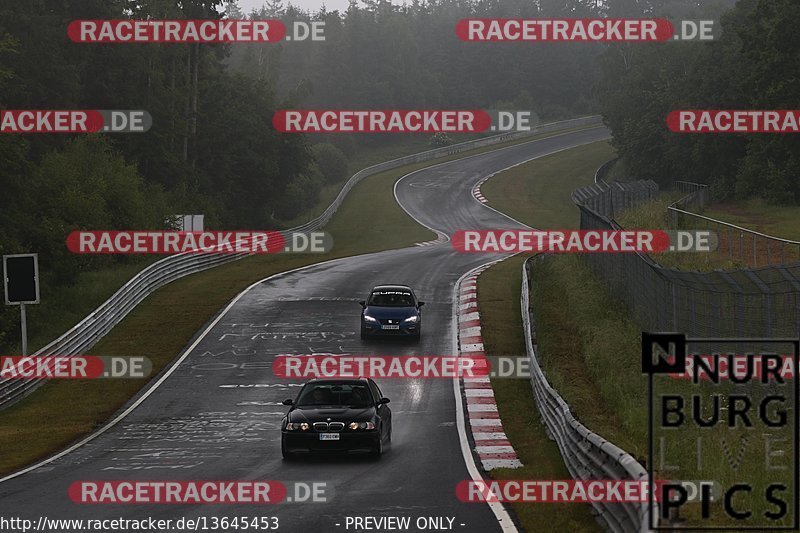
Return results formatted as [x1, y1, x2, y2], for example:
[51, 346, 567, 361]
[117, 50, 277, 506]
[296, 383, 373, 407]
[368, 290, 415, 307]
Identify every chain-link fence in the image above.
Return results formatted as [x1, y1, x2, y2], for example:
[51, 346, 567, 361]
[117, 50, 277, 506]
[668, 182, 800, 267]
[572, 179, 800, 339]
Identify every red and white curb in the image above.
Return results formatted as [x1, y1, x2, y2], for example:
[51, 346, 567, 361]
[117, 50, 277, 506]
[472, 176, 489, 204]
[415, 230, 449, 247]
[457, 264, 523, 471]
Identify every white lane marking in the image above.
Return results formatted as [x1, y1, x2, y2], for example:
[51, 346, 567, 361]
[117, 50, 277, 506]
[4, 126, 603, 516]
[469, 133, 611, 229]
[393, 124, 607, 238]
[0, 255, 349, 484]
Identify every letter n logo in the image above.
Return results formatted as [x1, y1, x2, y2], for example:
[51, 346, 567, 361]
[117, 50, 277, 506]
[642, 332, 686, 374]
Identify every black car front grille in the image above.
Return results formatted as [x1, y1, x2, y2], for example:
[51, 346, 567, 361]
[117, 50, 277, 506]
[313, 422, 345, 432]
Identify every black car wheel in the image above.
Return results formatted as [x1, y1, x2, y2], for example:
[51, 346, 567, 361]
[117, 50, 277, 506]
[281, 439, 295, 460]
[372, 432, 384, 459]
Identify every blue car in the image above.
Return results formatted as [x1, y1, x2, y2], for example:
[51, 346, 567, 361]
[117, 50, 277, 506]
[359, 285, 424, 340]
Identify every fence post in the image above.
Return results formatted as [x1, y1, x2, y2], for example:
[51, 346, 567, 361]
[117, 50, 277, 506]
[753, 237, 758, 267]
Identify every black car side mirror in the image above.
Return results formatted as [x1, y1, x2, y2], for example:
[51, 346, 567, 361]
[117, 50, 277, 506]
[417, 301, 425, 308]
[379, 397, 390, 404]
[358, 300, 366, 308]
[282, 399, 293, 406]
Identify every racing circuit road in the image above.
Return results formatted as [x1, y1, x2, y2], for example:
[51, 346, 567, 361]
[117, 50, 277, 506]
[0, 126, 609, 532]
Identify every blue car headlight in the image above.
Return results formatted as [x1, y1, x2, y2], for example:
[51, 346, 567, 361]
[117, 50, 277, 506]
[402, 315, 419, 324]
[363, 315, 378, 323]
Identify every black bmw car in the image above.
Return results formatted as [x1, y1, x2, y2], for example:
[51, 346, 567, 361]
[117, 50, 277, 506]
[359, 284, 424, 339]
[281, 378, 392, 459]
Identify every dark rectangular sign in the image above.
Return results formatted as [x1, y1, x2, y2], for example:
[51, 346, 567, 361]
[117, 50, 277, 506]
[3, 254, 39, 304]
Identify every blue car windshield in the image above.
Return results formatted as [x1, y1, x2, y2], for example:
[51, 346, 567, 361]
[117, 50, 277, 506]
[368, 290, 415, 307]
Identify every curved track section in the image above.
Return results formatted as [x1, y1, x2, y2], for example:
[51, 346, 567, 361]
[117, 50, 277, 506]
[0, 126, 609, 532]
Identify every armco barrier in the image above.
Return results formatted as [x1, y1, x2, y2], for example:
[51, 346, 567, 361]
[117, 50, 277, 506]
[522, 256, 654, 532]
[0, 115, 603, 410]
[574, 171, 800, 340]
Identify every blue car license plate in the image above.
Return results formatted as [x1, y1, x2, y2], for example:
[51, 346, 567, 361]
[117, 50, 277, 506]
[381, 325, 400, 330]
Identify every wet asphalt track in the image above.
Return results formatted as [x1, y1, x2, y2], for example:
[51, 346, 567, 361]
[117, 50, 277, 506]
[0, 126, 609, 533]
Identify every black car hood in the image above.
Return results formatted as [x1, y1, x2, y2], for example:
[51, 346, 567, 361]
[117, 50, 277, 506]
[288, 406, 375, 422]
[363, 305, 418, 320]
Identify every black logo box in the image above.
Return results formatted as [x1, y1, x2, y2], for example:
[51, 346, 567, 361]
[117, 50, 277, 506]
[642, 333, 800, 531]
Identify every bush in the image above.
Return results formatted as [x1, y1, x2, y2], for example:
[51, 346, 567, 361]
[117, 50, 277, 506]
[274, 170, 325, 220]
[311, 143, 349, 184]
[428, 132, 452, 147]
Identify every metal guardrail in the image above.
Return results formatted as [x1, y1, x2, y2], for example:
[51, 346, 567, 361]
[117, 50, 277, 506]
[0, 115, 604, 410]
[667, 181, 800, 267]
[594, 157, 618, 185]
[522, 256, 654, 533]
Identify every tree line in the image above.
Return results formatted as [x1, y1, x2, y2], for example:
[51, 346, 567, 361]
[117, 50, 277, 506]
[597, 0, 799, 204]
[0, 0, 740, 349]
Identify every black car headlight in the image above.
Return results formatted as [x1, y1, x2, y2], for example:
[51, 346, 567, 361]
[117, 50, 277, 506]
[347, 421, 376, 430]
[286, 422, 310, 431]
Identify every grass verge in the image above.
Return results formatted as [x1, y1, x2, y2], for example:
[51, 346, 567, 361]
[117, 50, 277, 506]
[479, 256, 601, 532]
[483, 142, 796, 528]
[616, 195, 748, 271]
[476, 140, 617, 532]
[705, 198, 800, 242]
[481, 141, 615, 228]
[282, 123, 603, 227]
[0, 125, 599, 476]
